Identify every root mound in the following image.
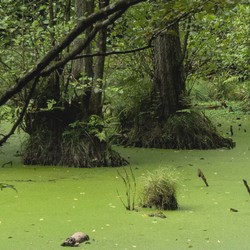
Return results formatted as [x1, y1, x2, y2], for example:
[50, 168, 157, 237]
[120, 110, 235, 149]
[23, 131, 128, 168]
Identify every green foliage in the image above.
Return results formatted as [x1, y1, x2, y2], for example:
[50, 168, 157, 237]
[105, 73, 152, 119]
[0, 2, 73, 73]
[140, 168, 179, 210]
[64, 115, 107, 142]
[188, 78, 250, 103]
[0, 105, 13, 122]
[186, 4, 250, 79]
[62, 76, 93, 104]
[87, 115, 106, 141]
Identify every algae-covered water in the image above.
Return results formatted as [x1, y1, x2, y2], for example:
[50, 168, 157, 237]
[0, 112, 250, 250]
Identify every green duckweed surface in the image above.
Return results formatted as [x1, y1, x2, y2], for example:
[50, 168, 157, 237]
[0, 112, 249, 250]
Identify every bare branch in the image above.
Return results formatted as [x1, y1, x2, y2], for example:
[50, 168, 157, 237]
[41, 9, 129, 76]
[70, 3, 208, 60]
[73, 45, 153, 59]
[0, 77, 39, 146]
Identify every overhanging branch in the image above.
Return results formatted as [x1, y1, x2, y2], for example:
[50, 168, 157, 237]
[69, 4, 207, 60]
[0, 0, 146, 106]
[41, 8, 129, 77]
[73, 45, 153, 59]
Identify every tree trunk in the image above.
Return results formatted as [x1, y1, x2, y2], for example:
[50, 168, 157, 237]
[153, 23, 185, 123]
[24, 0, 128, 167]
[118, 23, 234, 149]
[72, 0, 94, 119]
[89, 0, 110, 116]
[23, 1, 64, 165]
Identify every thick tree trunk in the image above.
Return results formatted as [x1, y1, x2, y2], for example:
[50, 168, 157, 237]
[153, 23, 185, 123]
[118, 23, 234, 149]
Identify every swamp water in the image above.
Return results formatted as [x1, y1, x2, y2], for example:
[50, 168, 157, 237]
[0, 112, 249, 249]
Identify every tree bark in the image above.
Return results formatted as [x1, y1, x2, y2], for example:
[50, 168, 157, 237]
[89, 0, 110, 116]
[118, 22, 234, 149]
[153, 22, 185, 123]
[23, 0, 128, 167]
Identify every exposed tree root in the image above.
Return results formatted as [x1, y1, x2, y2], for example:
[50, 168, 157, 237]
[23, 132, 128, 167]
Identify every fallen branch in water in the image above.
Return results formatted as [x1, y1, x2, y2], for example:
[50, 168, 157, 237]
[198, 168, 209, 187]
[0, 183, 18, 193]
[230, 208, 238, 212]
[1, 161, 13, 168]
[243, 179, 250, 195]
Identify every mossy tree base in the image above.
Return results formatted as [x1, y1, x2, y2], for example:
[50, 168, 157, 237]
[23, 131, 128, 168]
[23, 110, 128, 168]
[119, 110, 235, 149]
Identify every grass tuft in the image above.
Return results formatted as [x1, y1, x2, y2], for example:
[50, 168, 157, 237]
[140, 168, 178, 210]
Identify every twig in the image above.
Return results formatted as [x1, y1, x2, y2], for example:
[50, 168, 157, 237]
[230, 208, 238, 212]
[0, 183, 18, 193]
[0, 58, 12, 70]
[0, 77, 39, 146]
[73, 45, 152, 59]
[243, 179, 250, 195]
[198, 168, 209, 187]
[1, 161, 13, 168]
